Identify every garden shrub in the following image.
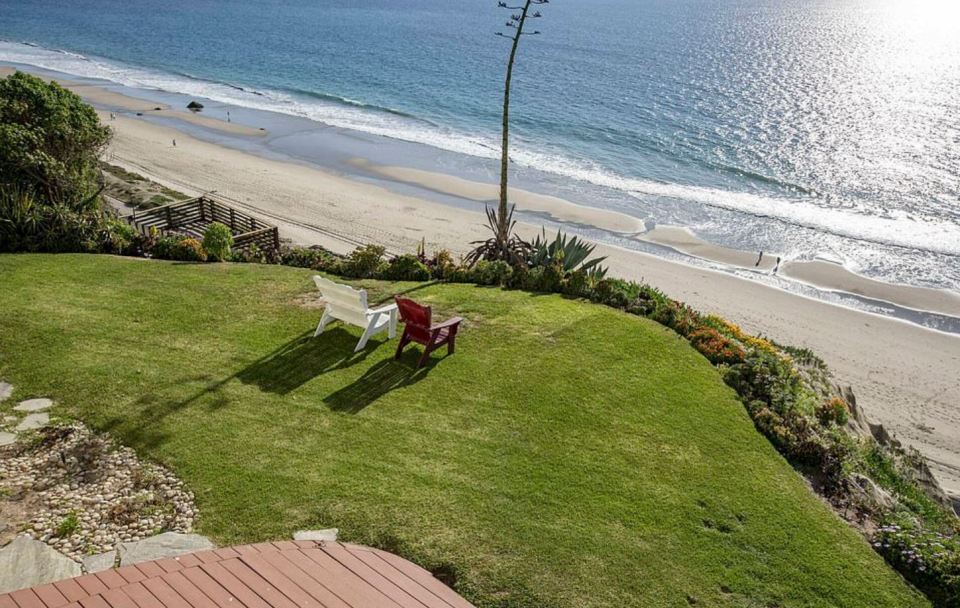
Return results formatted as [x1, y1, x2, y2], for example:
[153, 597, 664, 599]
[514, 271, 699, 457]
[688, 327, 746, 366]
[590, 278, 639, 309]
[279, 245, 341, 272]
[562, 269, 591, 297]
[521, 262, 564, 292]
[150, 234, 185, 260]
[170, 238, 207, 262]
[343, 244, 387, 278]
[429, 249, 457, 279]
[875, 521, 960, 607]
[0, 72, 116, 254]
[444, 264, 478, 284]
[383, 254, 431, 281]
[202, 222, 233, 262]
[474, 260, 513, 286]
[816, 397, 850, 427]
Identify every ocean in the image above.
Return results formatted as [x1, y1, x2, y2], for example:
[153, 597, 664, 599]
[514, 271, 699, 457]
[1, 0, 959, 309]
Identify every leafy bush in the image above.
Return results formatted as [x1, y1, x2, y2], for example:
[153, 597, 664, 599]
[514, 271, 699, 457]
[688, 327, 746, 366]
[55, 513, 79, 537]
[474, 260, 513, 286]
[0, 71, 115, 253]
[428, 249, 457, 279]
[100, 219, 138, 256]
[816, 398, 850, 426]
[202, 222, 233, 262]
[279, 245, 342, 272]
[382, 254, 431, 281]
[171, 238, 207, 262]
[590, 278, 640, 309]
[343, 244, 387, 278]
[0, 71, 110, 205]
[152, 235, 206, 262]
[875, 522, 960, 607]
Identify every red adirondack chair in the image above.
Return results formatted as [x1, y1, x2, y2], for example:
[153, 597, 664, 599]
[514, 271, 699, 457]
[394, 297, 463, 368]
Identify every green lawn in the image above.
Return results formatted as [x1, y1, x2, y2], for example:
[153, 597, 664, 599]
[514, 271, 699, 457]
[0, 254, 926, 608]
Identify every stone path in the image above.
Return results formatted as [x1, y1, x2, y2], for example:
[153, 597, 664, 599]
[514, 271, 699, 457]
[1, 384, 54, 438]
[13, 398, 53, 412]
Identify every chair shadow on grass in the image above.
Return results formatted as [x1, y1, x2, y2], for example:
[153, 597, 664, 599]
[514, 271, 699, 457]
[98, 328, 384, 449]
[323, 350, 433, 414]
[236, 326, 380, 395]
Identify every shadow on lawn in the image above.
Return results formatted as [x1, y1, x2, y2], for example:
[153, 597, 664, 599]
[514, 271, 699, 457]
[236, 327, 380, 395]
[323, 354, 431, 414]
[99, 328, 389, 448]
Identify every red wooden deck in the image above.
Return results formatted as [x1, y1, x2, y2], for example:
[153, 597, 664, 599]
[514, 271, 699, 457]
[0, 541, 475, 608]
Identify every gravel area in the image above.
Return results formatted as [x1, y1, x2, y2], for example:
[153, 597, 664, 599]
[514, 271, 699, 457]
[0, 423, 197, 562]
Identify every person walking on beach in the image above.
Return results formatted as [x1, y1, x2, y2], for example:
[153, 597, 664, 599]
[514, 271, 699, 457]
[172, 138, 177, 147]
[755, 251, 763, 267]
[226, 111, 231, 123]
[773, 256, 781, 274]
[109, 112, 115, 121]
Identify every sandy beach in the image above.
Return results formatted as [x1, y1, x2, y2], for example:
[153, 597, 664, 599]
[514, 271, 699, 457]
[4, 65, 958, 502]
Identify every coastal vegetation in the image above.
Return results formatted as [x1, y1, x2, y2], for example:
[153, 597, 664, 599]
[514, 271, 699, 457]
[0, 72, 127, 254]
[0, 254, 929, 607]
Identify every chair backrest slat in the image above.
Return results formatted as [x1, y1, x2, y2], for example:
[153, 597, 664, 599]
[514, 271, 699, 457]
[314, 276, 368, 312]
[395, 297, 432, 333]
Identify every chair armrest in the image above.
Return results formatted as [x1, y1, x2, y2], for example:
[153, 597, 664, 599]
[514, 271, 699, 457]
[368, 303, 399, 316]
[431, 316, 463, 330]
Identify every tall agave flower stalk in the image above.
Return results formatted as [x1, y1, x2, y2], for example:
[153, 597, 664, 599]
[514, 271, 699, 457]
[468, 0, 548, 265]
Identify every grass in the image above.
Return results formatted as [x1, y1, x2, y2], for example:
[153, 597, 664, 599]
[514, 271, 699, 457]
[0, 254, 927, 607]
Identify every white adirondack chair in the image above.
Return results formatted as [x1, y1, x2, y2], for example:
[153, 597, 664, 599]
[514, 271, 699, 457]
[312, 276, 398, 352]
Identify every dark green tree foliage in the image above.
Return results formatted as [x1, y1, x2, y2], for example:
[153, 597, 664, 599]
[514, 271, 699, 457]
[0, 71, 113, 252]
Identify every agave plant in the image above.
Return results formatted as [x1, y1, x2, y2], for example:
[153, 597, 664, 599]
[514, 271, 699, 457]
[465, 205, 532, 266]
[528, 228, 608, 278]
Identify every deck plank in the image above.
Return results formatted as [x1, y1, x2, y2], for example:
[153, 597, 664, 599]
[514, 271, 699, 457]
[154, 573, 218, 608]
[51, 581, 86, 604]
[367, 549, 473, 608]
[289, 549, 400, 608]
[348, 547, 456, 608]
[3, 543, 474, 608]
[31, 584, 69, 608]
[136, 579, 192, 608]
[216, 559, 300, 608]
[120, 583, 164, 608]
[179, 567, 244, 608]
[239, 552, 347, 608]
[9, 589, 45, 608]
[195, 563, 268, 608]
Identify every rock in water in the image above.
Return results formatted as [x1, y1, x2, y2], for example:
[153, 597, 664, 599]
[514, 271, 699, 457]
[186, 101, 204, 110]
[0, 535, 81, 593]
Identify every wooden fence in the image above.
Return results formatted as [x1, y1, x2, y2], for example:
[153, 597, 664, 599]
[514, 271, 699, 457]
[128, 196, 280, 254]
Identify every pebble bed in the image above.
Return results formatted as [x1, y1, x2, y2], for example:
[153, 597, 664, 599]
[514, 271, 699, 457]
[0, 423, 196, 562]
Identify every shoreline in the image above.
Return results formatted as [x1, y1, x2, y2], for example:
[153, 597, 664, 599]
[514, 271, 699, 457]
[2, 64, 959, 500]
[4, 62, 959, 329]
